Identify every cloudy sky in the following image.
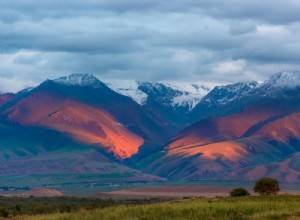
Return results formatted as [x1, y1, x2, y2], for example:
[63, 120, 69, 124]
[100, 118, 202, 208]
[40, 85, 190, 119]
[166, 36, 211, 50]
[1, 0, 300, 92]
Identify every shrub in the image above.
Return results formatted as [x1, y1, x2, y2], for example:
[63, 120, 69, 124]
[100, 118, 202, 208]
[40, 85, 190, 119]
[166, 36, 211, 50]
[254, 177, 280, 195]
[230, 188, 250, 197]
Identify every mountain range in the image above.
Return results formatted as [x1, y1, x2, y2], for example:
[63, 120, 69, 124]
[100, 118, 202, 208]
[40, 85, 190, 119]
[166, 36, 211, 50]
[1, 71, 300, 185]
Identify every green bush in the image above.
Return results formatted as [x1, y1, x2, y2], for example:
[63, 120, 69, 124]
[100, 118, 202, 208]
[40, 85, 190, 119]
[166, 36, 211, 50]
[254, 177, 280, 195]
[230, 187, 250, 197]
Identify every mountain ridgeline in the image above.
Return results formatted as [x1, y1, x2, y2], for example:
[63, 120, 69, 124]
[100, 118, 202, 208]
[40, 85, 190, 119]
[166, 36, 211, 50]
[1, 71, 300, 184]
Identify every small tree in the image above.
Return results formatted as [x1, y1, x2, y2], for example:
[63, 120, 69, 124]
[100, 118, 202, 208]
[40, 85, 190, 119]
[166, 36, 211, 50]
[253, 177, 280, 195]
[230, 187, 250, 197]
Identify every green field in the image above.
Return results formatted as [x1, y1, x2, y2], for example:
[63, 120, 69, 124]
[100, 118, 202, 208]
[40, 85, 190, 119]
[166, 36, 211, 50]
[7, 195, 300, 220]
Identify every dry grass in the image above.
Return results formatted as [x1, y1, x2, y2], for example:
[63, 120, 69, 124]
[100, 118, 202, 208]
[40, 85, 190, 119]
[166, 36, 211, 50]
[19, 195, 300, 220]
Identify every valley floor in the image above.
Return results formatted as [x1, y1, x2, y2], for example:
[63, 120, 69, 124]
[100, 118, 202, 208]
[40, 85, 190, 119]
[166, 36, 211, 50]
[97, 186, 233, 199]
[18, 195, 300, 220]
[97, 185, 300, 199]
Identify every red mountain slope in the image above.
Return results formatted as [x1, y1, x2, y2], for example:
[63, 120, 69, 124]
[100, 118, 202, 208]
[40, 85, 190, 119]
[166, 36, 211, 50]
[253, 112, 300, 143]
[5, 90, 144, 159]
[140, 102, 300, 182]
[167, 104, 282, 152]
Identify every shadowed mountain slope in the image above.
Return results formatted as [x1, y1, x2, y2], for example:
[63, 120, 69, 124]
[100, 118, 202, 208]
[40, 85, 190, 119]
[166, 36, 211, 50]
[0, 123, 163, 185]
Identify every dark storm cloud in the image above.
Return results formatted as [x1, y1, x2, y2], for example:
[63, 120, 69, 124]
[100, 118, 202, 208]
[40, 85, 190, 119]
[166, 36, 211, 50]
[0, 0, 300, 92]
[0, 17, 150, 53]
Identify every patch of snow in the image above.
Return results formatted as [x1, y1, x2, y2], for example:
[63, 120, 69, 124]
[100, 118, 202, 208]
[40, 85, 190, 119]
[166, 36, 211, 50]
[172, 94, 204, 110]
[104, 80, 148, 105]
[161, 82, 211, 110]
[162, 82, 210, 94]
[162, 82, 211, 110]
[104, 80, 211, 110]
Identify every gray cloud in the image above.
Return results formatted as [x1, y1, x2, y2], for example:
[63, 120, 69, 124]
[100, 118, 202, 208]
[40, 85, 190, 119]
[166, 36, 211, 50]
[1, 0, 300, 23]
[199, 0, 300, 25]
[0, 0, 300, 92]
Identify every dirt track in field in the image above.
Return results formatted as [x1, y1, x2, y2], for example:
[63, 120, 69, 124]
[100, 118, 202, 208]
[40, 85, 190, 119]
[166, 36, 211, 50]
[97, 186, 233, 198]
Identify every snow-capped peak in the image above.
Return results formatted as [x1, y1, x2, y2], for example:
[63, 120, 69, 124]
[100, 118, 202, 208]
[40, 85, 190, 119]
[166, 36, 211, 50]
[104, 80, 211, 110]
[53, 73, 104, 88]
[162, 82, 210, 94]
[199, 81, 259, 106]
[261, 71, 300, 90]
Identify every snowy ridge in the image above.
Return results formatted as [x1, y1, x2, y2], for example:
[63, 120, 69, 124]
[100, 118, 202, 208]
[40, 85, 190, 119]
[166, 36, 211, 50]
[104, 80, 211, 110]
[259, 71, 300, 92]
[199, 81, 259, 106]
[104, 80, 148, 105]
[53, 73, 104, 88]
[198, 71, 300, 107]
[51, 74, 211, 109]
[50, 71, 300, 111]
[162, 82, 210, 109]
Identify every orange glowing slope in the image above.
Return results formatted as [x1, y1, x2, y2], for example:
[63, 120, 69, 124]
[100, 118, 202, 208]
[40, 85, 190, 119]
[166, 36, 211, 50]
[5, 91, 144, 159]
[167, 140, 248, 160]
[167, 105, 281, 152]
[141, 104, 300, 182]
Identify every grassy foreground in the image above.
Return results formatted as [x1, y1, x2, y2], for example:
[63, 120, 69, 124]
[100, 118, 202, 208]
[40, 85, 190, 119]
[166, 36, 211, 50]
[19, 195, 300, 220]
